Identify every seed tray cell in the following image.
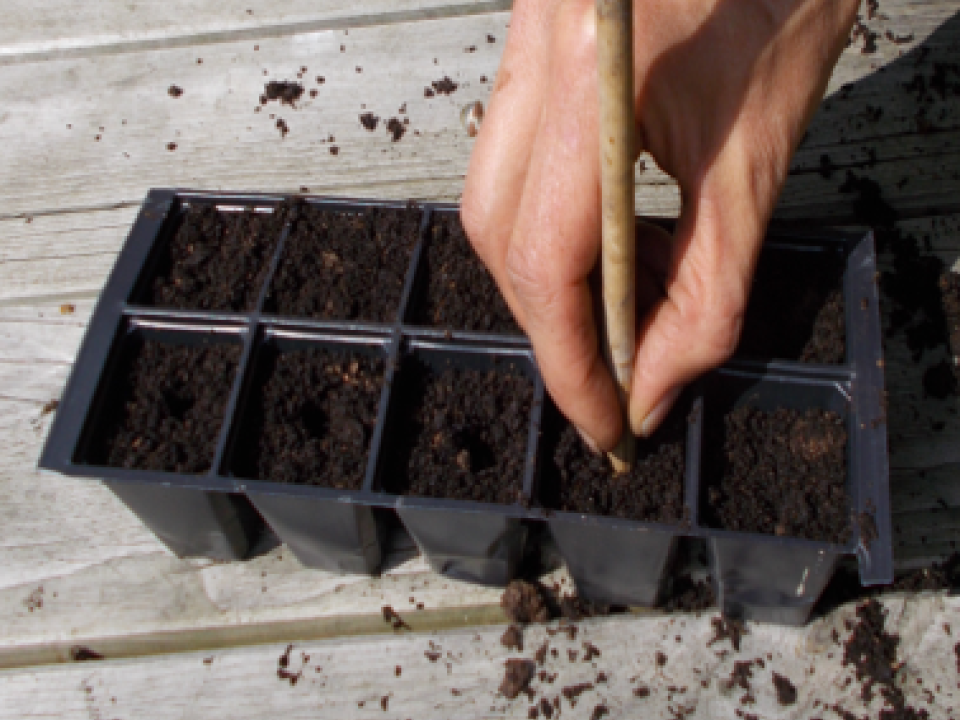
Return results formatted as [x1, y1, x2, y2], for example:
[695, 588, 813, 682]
[39, 189, 891, 625]
[374, 340, 544, 585]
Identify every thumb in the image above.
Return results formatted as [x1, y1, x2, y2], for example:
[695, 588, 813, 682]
[628, 172, 763, 437]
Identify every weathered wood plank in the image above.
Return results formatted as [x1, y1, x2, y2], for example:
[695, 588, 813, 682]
[0, 4, 958, 222]
[0, 595, 957, 720]
[0, 0, 511, 61]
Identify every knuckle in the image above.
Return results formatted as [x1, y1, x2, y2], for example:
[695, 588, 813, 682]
[676, 257, 746, 368]
[505, 241, 557, 310]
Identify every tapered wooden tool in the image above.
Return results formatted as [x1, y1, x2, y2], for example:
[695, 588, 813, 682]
[597, 0, 636, 473]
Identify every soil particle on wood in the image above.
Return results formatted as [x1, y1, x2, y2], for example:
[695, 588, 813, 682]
[91, 341, 240, 472]
[501, 624, 523, 652]
[413, 214, 521, 335]
[260, 80, 304, 106]
[725, 660, 757, 691]
[149, 204, 287, 311]
[704, 406, 851, 543]
[266, 204, 420, 323]
[656, 651, 668, 667]
[385, 362, 532, 504]
[359, 112, 379, 131]
[386, 117, 406, 142]
[382, 606, 411, 630]
[70, 646, 103, 661]
[233, 348, 384, 488]
[167, 85, 183, 98]
[275, 118, 289, 137]
[535, 642, 549, 665]
[843, 599, 931, 719]
[708, 616, 747, 652]
[539, 697, 554, 718]
[500, 659, 536, 700]
[736, 250, 845, 363]
[561, 682, 593, 706]
[430, 76, 459, 95]
[166, 141, 177, 151]
[589, 704, 609, 720]
[772, 672, 797, 705]
[501, 581, 550, 624]
[581, 642, 600, 662]
[542, 401, 686, 522]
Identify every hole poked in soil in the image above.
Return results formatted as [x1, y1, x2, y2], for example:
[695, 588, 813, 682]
[538, 396, 690, 524]
[228, 337, 387, 489]
[264, 204, 421, 323]
[408, 212, 521, 335]
[378, 349, 534, 505]
[700, 373, 852, 544]
[80, 328, 242, 473]
[736, 245, 847, 364]
[141, 203, 288, 312]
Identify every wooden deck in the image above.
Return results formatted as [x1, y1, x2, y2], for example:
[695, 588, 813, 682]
[1, 0, 958, 717]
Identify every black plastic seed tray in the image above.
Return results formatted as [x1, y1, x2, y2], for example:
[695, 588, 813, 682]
[39, 189, 891, 625]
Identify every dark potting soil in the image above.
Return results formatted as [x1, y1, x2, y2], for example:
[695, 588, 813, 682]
[148, 204, 287, 311]
[540, 402, 687, 523]
[232, 348, 385, 489]
[704, 406, 851, 543]
[383, 361, 532, 504]
[89, 340, 240, 472]
[265, 204, 420, 323]
[736, 250, 846, 364]
[412, 214, 521, 335]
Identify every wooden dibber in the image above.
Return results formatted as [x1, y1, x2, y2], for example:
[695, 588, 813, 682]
[597, 0, 637, 473]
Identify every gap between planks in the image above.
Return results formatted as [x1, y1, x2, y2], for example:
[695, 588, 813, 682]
[0, 0, 513, 67]
[0, 604, 655, 671]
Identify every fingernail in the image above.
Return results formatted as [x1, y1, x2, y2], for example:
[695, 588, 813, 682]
[637, 387, 682, 438]
[574, 425, 601, 455]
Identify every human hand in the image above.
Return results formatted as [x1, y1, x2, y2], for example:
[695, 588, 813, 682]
[461, 0, 859, 451]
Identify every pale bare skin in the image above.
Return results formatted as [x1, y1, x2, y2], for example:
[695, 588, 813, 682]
[461, 0, 860, 452]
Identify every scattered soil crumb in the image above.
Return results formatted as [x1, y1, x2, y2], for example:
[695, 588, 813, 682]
[431, 76, 459, 95]
[70, 646, 103, 661]
[634, 685, 651, 698]
[386, 117, 406, 142]
[382, 606, 411, 631]
[582, 642, 601, 662]
[260, 81, 304, 106]
[772, 672, 797, 705]
[590, 704, 609, 720]
[501, 624, 523, 652]
[168, 85, 183, 98]
[561, 683, 593, 707]
[500, 659, 535, 700]
[535, 642, 549, 665]
[540, 697, 554, 718]
[166, 142, 177, 151]
[708, 616, 748, 652]
[359, 112, 379, 131]
[656, 651, 668, 667]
